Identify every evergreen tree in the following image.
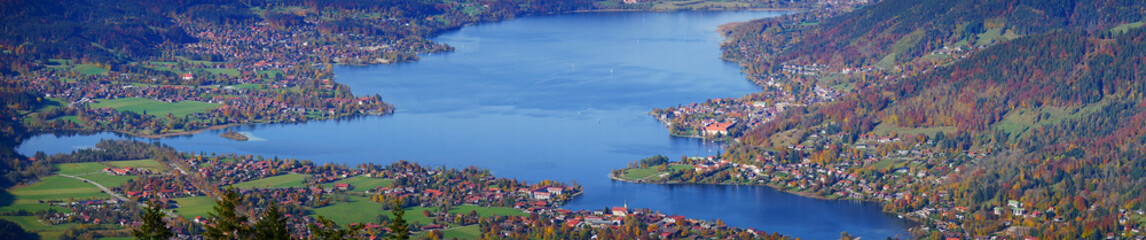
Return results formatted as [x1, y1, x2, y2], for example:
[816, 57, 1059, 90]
[253, 202, 292, 240]
[132, 202, 173, 240]
[308, 215, 365, 240]
[387, 199, 409, 240]
[204, 187, 251, 240]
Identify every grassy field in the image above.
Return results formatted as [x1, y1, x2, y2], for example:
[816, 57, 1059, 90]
[870, 158, 899, 170]
[229, 173, 309, 189]
[1, 164, 119, 214]
[56, 115, 83, 124]
[54, 160, 164, 188]
[1111, 21, 1145, 34]
[322, 176, 393, 191]
[671, 164, 693, 172]
[256, 69, 285, 79]
[994, 107, 1062, 140]
[140, 61, 179, 73]
[81, 174, 137, 189]
[46, 59, 73, 68]
[71, 64, 108, 76]
[621, 167, 659, 181]
[311, 195, 383, 225]
[403, 206, 437, 226]
[878, 30, 926, 68]
[441, 225, 481, 239]
[200, 68, 240, 77]
[650, 0, 750, 10]
[172, 196, 216, 219]
[768, 129, 803, 147]
[230, 83, 263, 90]
[105, 159, 169, 173]
[871, 122, 955, 138]
[0, 216, 85, 239]
[975, 28, 1019, 46]
[0, 200, 71, 214]
[447, 205, 526, 218]
[992, 100, 1110, 142]
[54, 162, 109, 176]
[88, 98, 219, 118]
[176, 57, 226, 66]
[7, 176, 108, 202]
[311, 198, 519, 227]
[23, 97, 66, 115]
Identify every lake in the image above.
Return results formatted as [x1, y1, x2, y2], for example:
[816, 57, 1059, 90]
[19, 11, 912, 239]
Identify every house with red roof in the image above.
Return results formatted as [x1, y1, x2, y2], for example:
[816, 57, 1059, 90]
[703, 122, 734, 136]
[612, 206, 628, 217]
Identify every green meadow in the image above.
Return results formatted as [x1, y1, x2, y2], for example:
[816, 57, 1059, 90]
[322, 175, 394, 192]
[54, 162, 108, 176]
[71, 64, 108, 76]
[88, 98, 219, 118]
[311, 195, 385, 225]
[229, 173, 309, 189]
[7, 176, 107, 202]
[104, 159, 169, 173]
[447, 205, 526, 218]
[172, 196, 216, 219]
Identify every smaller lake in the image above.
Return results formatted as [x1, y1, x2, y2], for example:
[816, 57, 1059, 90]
[19, 11, 913, 239]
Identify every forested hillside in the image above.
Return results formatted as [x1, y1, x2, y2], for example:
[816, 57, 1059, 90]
[724, 15, 1146, 239]
[675, 0, 1146, 237]
[723, 0, 1145, 73]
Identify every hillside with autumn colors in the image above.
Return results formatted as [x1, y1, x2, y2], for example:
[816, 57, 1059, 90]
[731, 25, 1145, 238]
[600, 0, 1146, 238]
[723, 0, 1145, 72]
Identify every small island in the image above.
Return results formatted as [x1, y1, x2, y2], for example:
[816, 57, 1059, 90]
[219, 130, 248, 141]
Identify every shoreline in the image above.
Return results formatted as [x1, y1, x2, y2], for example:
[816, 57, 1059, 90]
[610, 168, 924, 228]
[609, 170, 831, 200]
[569, 7, 803, 14]
[48, 111, 393, 140]
[128, 123, 248, 139]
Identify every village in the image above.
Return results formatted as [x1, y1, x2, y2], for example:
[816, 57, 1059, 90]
[614, 126, 1146, 238]
[2, 139, 797, 239]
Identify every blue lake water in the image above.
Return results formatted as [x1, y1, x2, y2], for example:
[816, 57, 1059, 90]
[18, 11, 912, 239]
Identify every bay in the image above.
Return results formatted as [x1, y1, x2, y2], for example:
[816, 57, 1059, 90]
[19, 11, 912, 239]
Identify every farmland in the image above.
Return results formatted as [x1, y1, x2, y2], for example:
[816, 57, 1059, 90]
[6, 176, 107, 202]
[103, 159, 169, 173]
[87, 98, 219, 118]
[171, 196, 216, 219]
[321, 175, 393, 192]
[228, 173, 309, 189]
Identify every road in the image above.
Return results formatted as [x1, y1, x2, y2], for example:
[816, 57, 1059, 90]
[59, 173, 178, 218]
[59, 173, 129, 202]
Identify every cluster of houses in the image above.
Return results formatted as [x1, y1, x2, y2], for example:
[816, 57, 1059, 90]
[483, 205, 781, 239]
[190, 157, 360, 187]
[119, 175, 200, 206]
[102, 167, 151, 176]
[654, 98, 778, 139]
[633, 129, 1009, 236]
[172, 9, 451, 70]
[41, 199, 136, 226]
